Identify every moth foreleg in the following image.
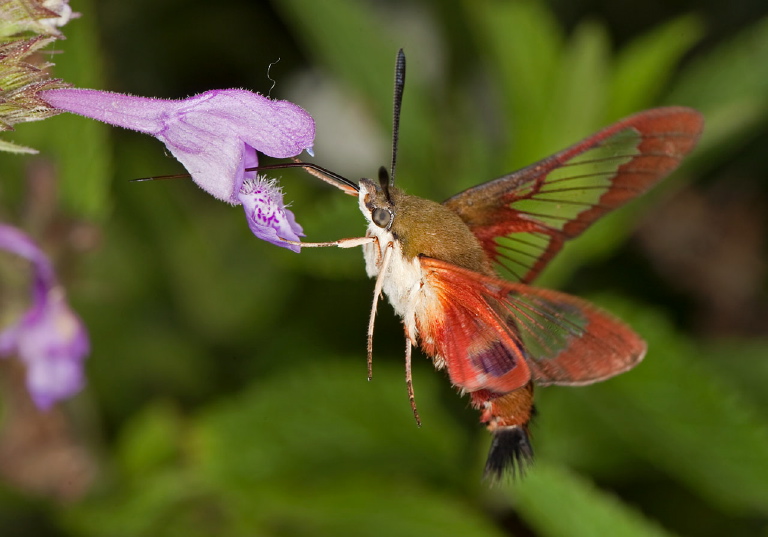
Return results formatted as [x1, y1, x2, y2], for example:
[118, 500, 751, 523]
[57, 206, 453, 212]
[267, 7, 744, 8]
[367, 241, 394, 380]
[279, 236, 374, 248]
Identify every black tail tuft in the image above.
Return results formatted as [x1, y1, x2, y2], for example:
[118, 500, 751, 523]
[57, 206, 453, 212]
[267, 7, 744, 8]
[483, 426, 534, 482]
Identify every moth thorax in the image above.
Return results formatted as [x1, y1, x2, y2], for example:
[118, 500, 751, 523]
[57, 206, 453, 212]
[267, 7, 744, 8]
[389, 193, 492, 274]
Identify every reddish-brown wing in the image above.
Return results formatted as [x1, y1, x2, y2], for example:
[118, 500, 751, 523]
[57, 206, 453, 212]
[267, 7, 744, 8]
[420, 257, 646, 391]
[443, 107, 704, 283]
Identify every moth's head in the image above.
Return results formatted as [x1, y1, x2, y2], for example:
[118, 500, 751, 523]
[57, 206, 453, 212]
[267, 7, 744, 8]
[358, 177, 491, 271]
[358, 178, 396, 231]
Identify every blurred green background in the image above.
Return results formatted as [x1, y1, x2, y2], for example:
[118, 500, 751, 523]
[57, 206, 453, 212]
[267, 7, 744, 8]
[1, 0, 768, 535]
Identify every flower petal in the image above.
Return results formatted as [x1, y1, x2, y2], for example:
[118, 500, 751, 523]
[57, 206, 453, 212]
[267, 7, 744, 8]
[0, 224, 89, 409]
[238, 177, 304, 252]
[39, 88, 168, 133]
[0, 224, 56, 286]
[168, 90, 315, 159]
[39, 88, 316, 203]
[14, 290, 88, 410]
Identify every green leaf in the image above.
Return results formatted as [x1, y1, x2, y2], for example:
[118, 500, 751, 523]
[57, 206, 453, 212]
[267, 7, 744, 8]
[70, 360, 506, 537]
[511, 462, 677, 537]
[582, 298, 768, 514]
[666, 16, 768, 164]
[116, 402, 186, 478]
[700, 339, 768, 412]
[532, 387, 644, 478]
[53, 0, 112, 220]
[223, 478, 507, 537]
[62, 471, 213, 537]
[195, 359, 469, 487]
[538, 19, 610, 154]
[0, 138, 37, 154]
[608, 15, 703, 118]
[465, 0, 563, 169]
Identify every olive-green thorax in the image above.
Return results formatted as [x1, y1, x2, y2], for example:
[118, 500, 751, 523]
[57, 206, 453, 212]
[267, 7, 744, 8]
[384, 186, 491, 274]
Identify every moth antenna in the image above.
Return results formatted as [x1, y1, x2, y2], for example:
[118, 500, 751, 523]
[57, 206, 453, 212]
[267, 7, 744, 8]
[404, 337, 422, 427]
[389, 48, 406, 188]
[367, 240, 393, 380]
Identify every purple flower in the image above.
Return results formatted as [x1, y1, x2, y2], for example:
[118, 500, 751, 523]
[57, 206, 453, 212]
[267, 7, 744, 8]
[0, 224, 89, 409]
[38, 88, 315, 203]
[39, 88, 315, 250]
[238, 177, 304, 253]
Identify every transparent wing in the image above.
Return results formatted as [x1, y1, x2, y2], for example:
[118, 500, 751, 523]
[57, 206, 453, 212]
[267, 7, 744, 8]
[444, 107, 704, 282]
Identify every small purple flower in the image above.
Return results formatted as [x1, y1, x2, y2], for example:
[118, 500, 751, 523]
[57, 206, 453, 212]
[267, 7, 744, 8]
[238, 177, 304, 253]
[0, 224, 89, 409]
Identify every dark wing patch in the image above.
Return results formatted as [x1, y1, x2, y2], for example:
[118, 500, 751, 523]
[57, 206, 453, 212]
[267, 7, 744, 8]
[422, 257, 646, 389]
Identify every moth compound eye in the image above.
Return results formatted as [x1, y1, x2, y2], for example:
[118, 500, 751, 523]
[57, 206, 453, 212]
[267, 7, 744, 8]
[372, 207, 393, 228]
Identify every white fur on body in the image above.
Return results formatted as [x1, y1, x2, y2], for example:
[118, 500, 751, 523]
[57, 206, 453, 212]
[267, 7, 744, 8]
[358, 183, 441, 353]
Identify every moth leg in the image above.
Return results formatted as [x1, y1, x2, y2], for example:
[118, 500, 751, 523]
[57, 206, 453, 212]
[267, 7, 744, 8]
[405, 336, 422, 427]
[279, 236, 374, 248]
[367, 241, 394, 380]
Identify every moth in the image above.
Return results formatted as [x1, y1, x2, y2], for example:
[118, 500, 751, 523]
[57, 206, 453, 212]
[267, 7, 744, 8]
[261, 50, 704, 479]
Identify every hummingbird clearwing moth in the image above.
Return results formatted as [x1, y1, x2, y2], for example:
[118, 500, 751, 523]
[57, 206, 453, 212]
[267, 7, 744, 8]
[261, 49, 704, 480]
